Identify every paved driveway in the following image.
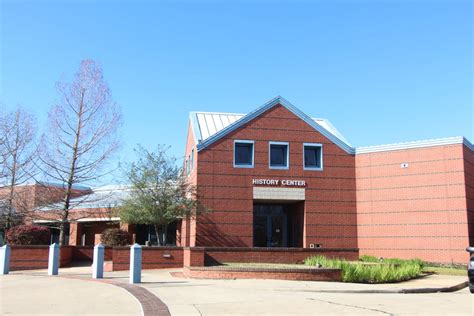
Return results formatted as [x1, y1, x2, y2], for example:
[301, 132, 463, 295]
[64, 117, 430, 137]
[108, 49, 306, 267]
[1, 268, 473, 315]
[138, 270, 473, 315]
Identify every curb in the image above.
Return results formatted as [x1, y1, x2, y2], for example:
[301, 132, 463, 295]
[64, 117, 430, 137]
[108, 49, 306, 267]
[300, 281, 469, 294]
[401, 281, 469, 294]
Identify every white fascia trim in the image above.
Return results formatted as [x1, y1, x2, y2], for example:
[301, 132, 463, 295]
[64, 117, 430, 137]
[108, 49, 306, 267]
[76, 217, 120, 222]
[233, 140, 255, 168]
[303, 143, 324, 171]
[269, 141, 290, 170]
[33, 220, 58, 223]
[355, 136, 467, 154]
[195, 96, 355, 155]
[189, 112, 203, 144]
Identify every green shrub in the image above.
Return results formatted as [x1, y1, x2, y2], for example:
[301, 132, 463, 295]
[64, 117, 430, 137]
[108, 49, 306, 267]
[6, 225, 51, 245]
[304, 255, 424, 283]
[100, 228, 130, 246]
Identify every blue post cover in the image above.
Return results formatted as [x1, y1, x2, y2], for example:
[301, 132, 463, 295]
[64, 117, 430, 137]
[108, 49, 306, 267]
[92, 243, 105, 279]
[48, 243, 59, 276]
[129, 243, 142, 284]
[0, 245, 11, 275]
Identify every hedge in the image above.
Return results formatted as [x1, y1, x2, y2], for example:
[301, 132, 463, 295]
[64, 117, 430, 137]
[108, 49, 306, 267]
[6, 225, 51, 245]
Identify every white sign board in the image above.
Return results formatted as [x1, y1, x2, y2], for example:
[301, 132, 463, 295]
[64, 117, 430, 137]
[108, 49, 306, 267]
[252, 179, 306, 187]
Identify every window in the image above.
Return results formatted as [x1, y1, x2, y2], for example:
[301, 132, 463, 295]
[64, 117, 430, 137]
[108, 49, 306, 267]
[269, 142, 289, 169]
[234, 140, 254, 168]
[303, 143, 323, 170]
[187, 155, 191, 174]
[190, 149, 194, 171]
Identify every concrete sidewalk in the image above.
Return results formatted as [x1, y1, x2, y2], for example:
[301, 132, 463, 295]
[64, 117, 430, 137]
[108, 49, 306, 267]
[48, 267, 474, 315]
[0, 272, 142, 316]
[2, 267, 473, 315]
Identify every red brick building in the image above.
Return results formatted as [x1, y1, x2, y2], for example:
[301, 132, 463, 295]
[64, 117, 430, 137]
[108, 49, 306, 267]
[180, 96, 473, 264]
[12, 96, 472, 265]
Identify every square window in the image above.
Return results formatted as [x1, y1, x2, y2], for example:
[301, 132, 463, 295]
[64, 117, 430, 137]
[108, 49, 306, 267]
[304, 144, 323, 170]
[234, 141, 254, 167]
[269, 142, 289, 169]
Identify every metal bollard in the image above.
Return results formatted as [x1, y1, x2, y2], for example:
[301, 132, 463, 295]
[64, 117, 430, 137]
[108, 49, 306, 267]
[92, 243, 105, 279]
[48, 243, 59, 276]
[129, 243, 142, 284]
[1, 245, 11, 275]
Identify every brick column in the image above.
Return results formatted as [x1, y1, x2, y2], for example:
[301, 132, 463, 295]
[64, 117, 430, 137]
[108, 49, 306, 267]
[183, 247, 205, 267]
[120, 223, 136, 243]
[180, 218, 191, 247]
[68, 222, 82, 246]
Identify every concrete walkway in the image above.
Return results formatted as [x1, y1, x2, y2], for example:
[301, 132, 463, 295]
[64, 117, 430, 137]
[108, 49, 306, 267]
[2, 267, 473, 315]
[0, 272, 142, 315]
[138, 269, 474, 315]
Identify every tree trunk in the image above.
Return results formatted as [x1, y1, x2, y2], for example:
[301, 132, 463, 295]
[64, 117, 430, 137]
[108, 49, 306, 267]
[59, 220, 67, 245]
[59, 90, 84, 246]
[154, 224, 168, 246]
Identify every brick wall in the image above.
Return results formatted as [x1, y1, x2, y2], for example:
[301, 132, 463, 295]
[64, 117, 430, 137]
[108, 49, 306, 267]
[183, 266, 342, 282]
[111, 247, 184, 271]
[72, 246, 113, 261]
[356, 144, 470, 264]
[464, 145, 474, 247]
[9, 245, 73, 271]
[180, 120, 198, 247]
[60, 246, 73, 267]
[203, 247, 359, 265]
[183, 247, 205, 266]
[192, 104, 357, 249]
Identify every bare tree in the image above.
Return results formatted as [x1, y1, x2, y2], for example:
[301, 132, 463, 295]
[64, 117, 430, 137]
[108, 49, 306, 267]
[39, 60, 121, 245]
[0, 107, 37, 230]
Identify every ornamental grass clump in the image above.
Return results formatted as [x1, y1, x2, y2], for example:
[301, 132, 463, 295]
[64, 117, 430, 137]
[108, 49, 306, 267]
[304, 255, 424, 283]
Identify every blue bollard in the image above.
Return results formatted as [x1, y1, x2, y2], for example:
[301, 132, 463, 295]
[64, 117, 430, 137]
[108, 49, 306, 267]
[92, 243, 105, 279]
[1, 245, 11, 275]
[129, 243, 142, 284]
[48, 243, 59, 276]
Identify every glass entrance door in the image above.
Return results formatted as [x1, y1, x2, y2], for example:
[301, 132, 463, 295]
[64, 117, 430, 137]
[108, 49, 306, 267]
[253, 204, 288, 247]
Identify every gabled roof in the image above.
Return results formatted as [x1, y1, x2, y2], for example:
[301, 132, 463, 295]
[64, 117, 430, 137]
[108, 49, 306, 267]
[190, 96, 354, 154]
[188, 96, 473, 155]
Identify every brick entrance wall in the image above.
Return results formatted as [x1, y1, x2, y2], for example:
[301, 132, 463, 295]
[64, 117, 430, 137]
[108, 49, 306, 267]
[190, 104, 358, 249]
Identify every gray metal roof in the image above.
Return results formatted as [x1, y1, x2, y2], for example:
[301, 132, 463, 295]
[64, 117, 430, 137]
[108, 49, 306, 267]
[190, 97, 352, 152]
[188, 96, 472, 155]
[39, 185, 131, 211]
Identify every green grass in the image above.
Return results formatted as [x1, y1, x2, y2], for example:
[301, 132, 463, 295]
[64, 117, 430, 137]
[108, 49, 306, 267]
[422, 266, 467, 276]
[360, 255, 467, 276]
[304, 255, 424, 283]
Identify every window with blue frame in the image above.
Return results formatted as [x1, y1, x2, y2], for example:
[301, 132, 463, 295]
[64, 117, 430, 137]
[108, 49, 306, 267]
[269, 142, 289, 169]
[304, 143, 323, 170]
[234, 140, 254, 167]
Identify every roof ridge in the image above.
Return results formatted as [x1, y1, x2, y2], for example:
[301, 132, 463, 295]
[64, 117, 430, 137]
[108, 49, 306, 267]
[192, 96, 354, 154]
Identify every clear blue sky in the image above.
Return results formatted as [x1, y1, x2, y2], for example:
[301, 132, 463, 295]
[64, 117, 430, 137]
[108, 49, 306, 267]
[0, 0, 472, 183]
